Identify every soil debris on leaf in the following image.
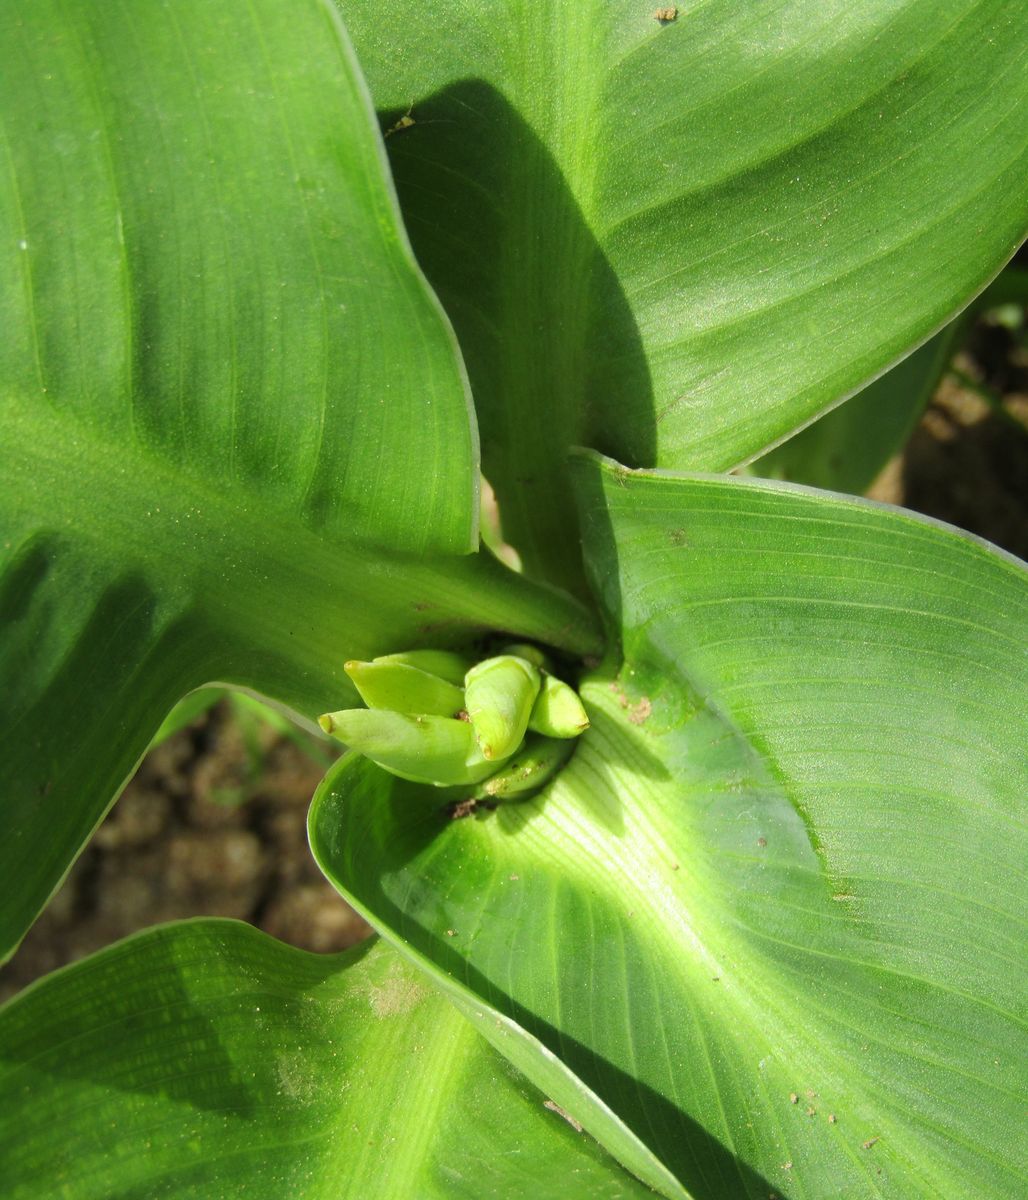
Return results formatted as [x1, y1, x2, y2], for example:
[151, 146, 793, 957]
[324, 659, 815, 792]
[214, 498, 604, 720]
[543, 1100, 583, 1132]
[448, 797, 479, 820]
[384, 103, 415, 138]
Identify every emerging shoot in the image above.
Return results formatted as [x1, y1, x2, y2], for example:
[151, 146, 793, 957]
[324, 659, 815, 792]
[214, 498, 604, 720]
[319, 645, 589, 797]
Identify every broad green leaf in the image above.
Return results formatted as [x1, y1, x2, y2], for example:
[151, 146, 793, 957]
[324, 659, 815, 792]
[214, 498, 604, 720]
[0, 0, 600, 962]
[3, 0, 476, 556]
[748, 323, 959, 494]
[0, 921, 656, 1198]
[748, 263, 1028, 494]
[310, 454, 1028, 1198]
[342, 0, 1028, 586]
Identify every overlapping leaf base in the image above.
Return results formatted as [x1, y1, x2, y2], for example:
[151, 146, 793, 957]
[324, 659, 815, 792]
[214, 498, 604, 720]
[310, 460, 1027, 1199]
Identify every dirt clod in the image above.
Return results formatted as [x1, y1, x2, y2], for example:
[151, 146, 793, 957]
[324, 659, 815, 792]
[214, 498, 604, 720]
[449, 798, 480, 820]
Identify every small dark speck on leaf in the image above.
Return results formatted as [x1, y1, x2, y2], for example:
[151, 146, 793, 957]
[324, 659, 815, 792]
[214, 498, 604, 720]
[445, 929, 457, 938]
[828, 1113, 837, 1124]
[862, 1136, 879, 1150]
[668, 527, 687, 546]
[789, 1093, 798, 1104]
[781, 1161, 792, 1171]
[757, 836, 767, 847]
[806, 1106, 816, 1117]
[654, 6, 678, 21]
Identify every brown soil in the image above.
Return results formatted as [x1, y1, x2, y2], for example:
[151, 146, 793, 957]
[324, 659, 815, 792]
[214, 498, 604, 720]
[1, 311, 1024, 1005]
[0, 706, 371, 1003]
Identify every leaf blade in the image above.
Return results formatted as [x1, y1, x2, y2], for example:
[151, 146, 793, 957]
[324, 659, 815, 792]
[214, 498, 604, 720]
[1, 0, 476, 552]
[0, 0, 600, 960]
[310, 455, 1028, 1197]
[343, 0, 1028, 582]
[0, 921, 656, 1198]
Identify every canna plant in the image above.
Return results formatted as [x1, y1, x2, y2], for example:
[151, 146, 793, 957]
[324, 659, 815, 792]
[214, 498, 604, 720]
[0, 0, 1026, 1197]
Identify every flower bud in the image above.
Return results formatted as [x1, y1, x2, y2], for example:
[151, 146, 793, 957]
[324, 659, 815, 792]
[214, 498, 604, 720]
[463, 654, 541, 760]
[344, 659, 464, 718]
[318, 708, 497, 786]
[528, 673, 590, 739]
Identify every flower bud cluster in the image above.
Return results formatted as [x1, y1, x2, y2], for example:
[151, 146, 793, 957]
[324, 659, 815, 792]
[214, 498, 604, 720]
[319, 645, 589, 796]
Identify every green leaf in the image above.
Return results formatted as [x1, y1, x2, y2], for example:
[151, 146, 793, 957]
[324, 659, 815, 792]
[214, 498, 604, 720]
[748, 322, 959, 494]
[3, 0, 476, 556]
[310, 454, 1027, 1198]
[0, 921, 656, 1198]
[0, 0, 600, 962]
[310, 758, 693, 1200]
[342, 0, 1028, 585]
[748, 261, 1028, 494]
